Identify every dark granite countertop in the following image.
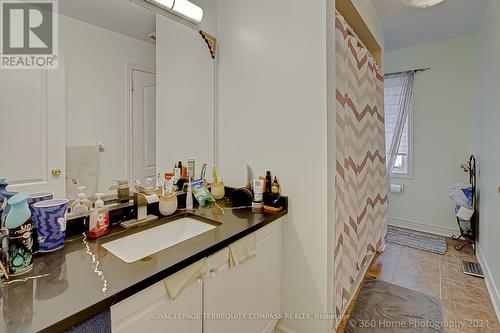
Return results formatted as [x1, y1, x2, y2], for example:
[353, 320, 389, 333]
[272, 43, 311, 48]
[0, 198, 287, 333]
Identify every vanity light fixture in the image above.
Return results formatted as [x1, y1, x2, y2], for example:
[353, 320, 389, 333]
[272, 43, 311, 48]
[144, 0, 203, 24]
[402, 0, 445, 8]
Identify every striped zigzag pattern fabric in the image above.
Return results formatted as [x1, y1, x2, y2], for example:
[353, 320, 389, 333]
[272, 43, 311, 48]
[333, 13, 388, 320]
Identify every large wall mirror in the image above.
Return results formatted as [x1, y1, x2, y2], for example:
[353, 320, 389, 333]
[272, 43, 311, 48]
[0, 0, 216, 199]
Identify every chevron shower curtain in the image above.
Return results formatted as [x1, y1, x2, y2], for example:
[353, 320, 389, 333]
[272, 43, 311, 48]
[333, 13, 388, 320]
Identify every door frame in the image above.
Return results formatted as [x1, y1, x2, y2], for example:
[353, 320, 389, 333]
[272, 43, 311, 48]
[126, 62, 156, 186]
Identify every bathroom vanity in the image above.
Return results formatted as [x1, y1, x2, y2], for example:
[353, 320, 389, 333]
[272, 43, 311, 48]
[0, 199, 287, 333]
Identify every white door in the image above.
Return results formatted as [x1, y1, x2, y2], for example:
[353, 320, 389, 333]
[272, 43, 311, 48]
[111, 278, 202, 333]
[204, 221, 282, 333]
[0, 67, 66, 197]
[130, 68, 156, 184]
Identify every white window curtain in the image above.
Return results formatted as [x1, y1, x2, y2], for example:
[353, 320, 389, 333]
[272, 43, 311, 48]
[384, 72, 415, 176]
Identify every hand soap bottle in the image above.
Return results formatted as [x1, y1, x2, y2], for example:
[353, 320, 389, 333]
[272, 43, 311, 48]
[71, 186, 92, 214]
[88, 193, 109, 239]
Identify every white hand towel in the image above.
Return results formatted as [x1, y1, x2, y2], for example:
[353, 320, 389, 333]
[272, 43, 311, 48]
[229, 233, 257, 267]
[163, 258, 206, 300]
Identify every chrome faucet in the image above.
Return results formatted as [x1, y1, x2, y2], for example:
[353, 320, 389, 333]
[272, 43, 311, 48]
[120, 190, 159, 229]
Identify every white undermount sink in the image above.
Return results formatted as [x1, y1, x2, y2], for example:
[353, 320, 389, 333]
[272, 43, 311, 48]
[102, 217, 217, 263]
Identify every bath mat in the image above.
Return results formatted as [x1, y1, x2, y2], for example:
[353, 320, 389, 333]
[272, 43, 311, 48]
[346, 279, 443, 333]
[386, 225, 447, 255]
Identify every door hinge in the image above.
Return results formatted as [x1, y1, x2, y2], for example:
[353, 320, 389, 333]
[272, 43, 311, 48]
[131, 80, 134, 92]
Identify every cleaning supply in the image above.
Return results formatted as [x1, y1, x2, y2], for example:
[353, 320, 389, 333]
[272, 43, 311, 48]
[191, 179, 214, 206]
[5, 192, 34, 276]
[71, 186, 92, 214]
[88, 193, 109, 239]
[186, 178, 194, 210]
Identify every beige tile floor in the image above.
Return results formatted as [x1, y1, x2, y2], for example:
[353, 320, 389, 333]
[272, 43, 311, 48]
[337, 238, 500, 332]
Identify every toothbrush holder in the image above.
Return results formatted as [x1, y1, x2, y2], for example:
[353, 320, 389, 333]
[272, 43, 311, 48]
[159, 194, 178, 216]
[211, 182, 225, 200]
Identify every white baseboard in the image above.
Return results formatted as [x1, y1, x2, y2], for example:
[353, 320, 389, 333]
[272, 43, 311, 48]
[476, 244, 500, 323]
[388, 217, 458, 237]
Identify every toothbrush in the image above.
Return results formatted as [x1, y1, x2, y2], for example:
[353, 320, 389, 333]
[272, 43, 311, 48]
[212, 165, 220, 184]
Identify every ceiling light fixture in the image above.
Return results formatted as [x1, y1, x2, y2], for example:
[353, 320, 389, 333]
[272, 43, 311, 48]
[144, 0, 203, 24]
[402, 0, 445, 8]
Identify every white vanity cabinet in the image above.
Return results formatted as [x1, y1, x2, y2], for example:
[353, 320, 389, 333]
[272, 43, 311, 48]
[110, 278, 202, 333]
[110, 220, 282, 333]
[203, 221, 282, 333]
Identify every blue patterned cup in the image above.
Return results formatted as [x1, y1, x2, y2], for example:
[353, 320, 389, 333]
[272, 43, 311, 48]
[27, 192, 54, 214]
[28, 192, 54, 253]
[32, 199, 69, 252]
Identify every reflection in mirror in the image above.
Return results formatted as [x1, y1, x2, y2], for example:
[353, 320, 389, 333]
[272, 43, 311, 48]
[0, 0, 216, 202]
[62, 0, 156, 199]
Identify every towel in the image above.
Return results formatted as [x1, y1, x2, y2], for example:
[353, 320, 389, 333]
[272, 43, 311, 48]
[66, 145, 100, 200]
[163, 258, 206, 300]
[229, 233, 257, 267]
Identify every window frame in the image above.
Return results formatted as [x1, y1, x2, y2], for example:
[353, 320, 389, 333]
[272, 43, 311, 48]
[389, 94, 414, 180]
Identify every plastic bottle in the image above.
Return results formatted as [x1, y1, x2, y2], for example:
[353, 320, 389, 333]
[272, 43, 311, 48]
[71, 186, 92, 214]
[88, 193, 109, 239]
[5, 192, 34, 276]
[186, 178, 193, 210]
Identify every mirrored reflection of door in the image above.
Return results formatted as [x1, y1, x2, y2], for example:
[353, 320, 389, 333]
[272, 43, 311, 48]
[131, 68, 156, 184]
[0, 68, 66, 197]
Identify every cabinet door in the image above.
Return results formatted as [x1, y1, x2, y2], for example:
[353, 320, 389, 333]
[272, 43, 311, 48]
[204, 221, 282, 333]
[111, 279, 202, 333]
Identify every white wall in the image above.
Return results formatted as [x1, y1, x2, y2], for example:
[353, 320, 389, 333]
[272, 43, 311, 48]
[477, 0, 500, 318]
[217, 0, 383, 332]
[217, 0, 328, 331]
[62, 15, 156, 192]
[384, 35, 478, 236]
[156, 0, 216, 177]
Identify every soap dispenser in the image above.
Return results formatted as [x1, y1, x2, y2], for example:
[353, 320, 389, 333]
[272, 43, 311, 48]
[71, 186, 92, 214]
[88, 193, 109, 239]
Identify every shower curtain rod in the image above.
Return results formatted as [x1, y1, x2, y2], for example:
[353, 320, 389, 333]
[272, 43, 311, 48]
[384, 67, 431, 76]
